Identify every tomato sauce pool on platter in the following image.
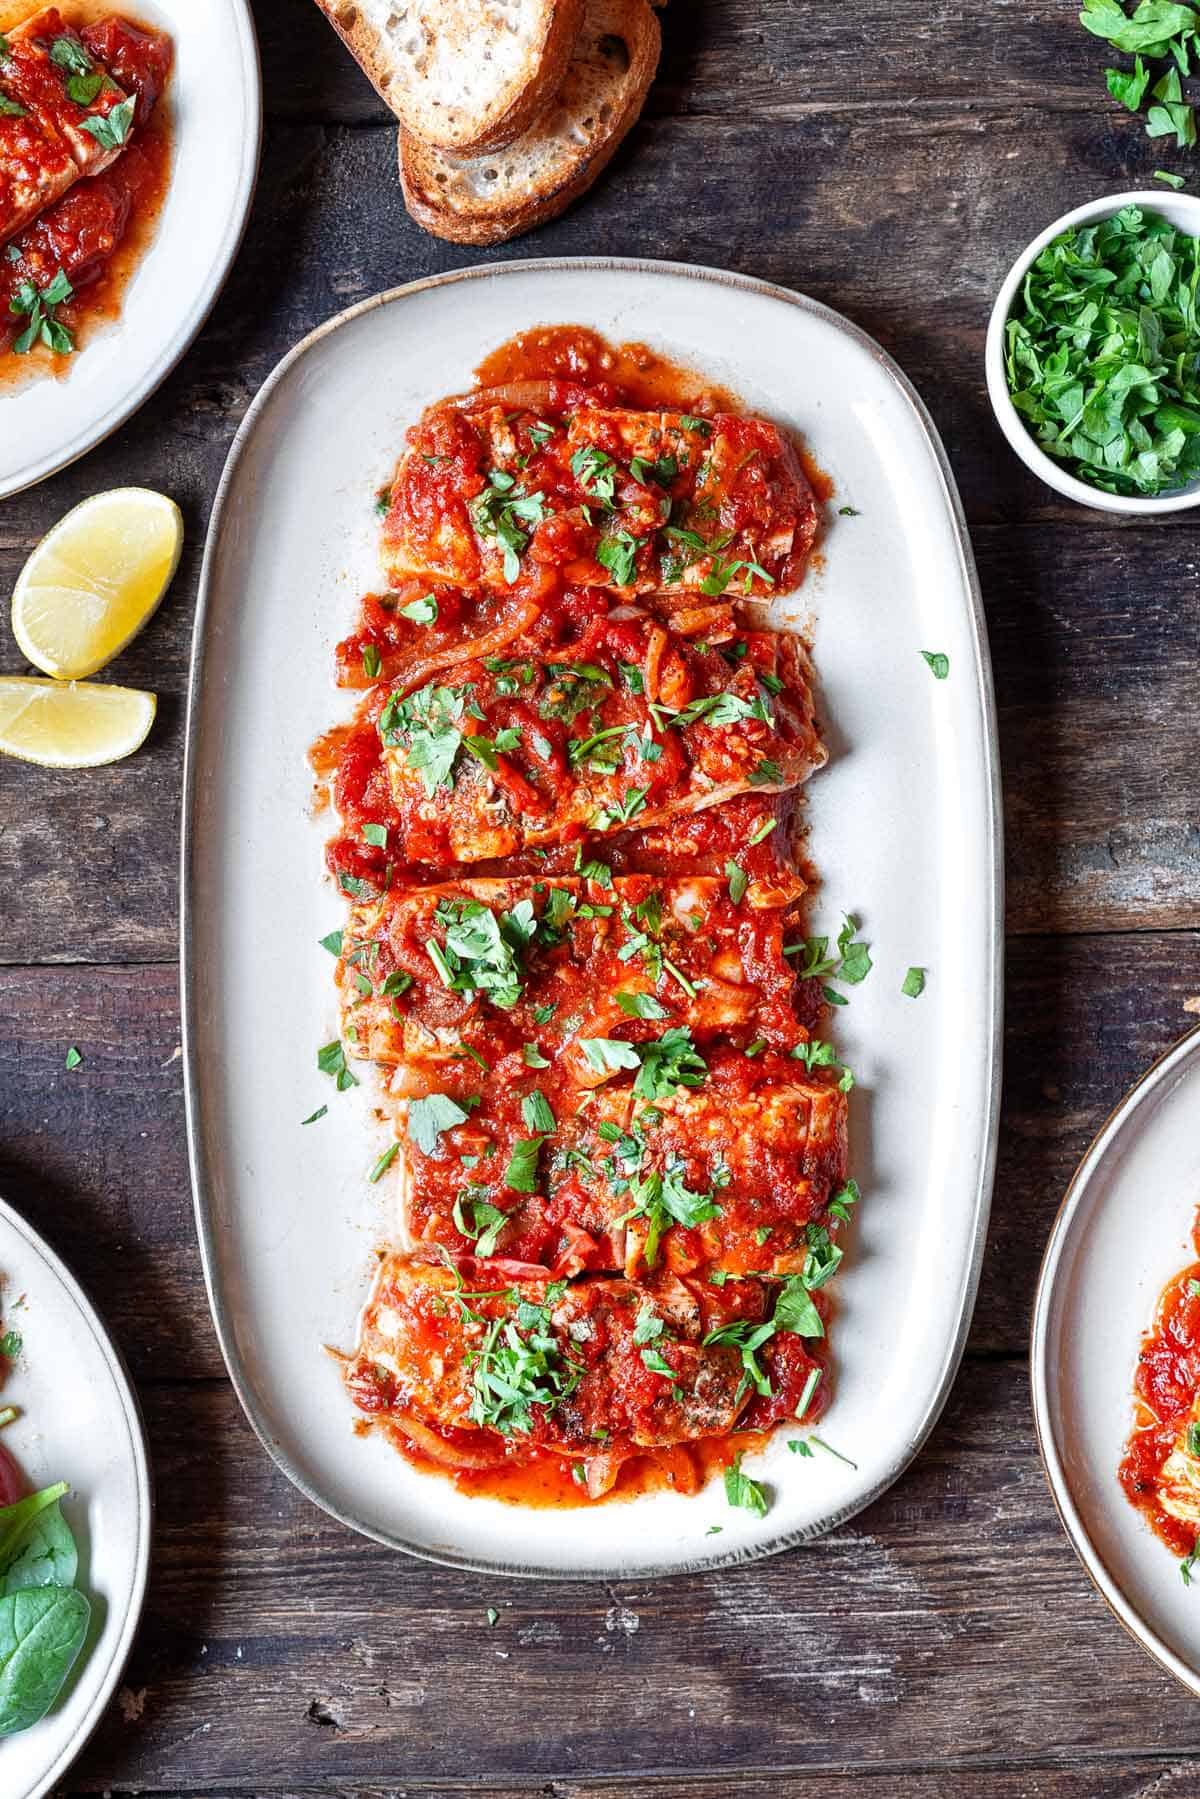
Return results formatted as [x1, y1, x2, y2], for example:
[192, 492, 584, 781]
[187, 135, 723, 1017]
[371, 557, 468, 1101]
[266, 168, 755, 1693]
[0, 5, 173, 381]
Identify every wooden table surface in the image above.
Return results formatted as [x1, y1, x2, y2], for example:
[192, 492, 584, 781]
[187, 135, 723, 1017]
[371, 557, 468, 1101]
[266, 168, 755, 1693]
[3, 0, 1200, 1791]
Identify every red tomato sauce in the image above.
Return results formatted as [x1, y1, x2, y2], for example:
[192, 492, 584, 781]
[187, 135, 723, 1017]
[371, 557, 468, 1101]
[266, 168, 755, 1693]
[0, 9, 172, 383]
[1120, 1213, 1200, 1558]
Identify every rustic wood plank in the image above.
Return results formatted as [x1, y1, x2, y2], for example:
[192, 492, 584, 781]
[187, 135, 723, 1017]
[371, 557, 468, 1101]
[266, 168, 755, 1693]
[58, 1358, 1198, 1791]
[55, 1767, 1200, 1799]
[2, 933, 1197, 1376]
[253, 0, 1158, 125]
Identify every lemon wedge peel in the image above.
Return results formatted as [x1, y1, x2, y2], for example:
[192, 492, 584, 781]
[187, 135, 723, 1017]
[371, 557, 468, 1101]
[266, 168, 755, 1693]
[0, 677, 157, 767]
[11, 487, 183, 681]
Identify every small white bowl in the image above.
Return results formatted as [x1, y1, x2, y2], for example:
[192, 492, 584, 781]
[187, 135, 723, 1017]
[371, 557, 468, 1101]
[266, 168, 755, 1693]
[985, 189, 1200, 513]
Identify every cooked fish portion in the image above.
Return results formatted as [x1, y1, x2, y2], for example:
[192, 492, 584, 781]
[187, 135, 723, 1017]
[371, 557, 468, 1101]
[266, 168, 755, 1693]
[354, 614, 822, 868]
[344, 1254, 761, 1474]
[335, 871, 804, 1079]
[396, 1044, 848, 1280]
[381, 397, 819, 600]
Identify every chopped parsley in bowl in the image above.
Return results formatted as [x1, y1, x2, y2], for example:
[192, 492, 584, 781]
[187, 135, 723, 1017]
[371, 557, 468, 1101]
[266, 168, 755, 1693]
[986, 192, 1200, 511]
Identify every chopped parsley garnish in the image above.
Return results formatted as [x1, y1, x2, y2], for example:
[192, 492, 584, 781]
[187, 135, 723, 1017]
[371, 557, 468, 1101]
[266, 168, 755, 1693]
[596, 530, 640, 587]
[1187, 1422, 1200, 1458]
[790, 1038, 855, 1092]
[593, 784, 649, 829]
[1182, 1537, 1200, 1585]
[748, 817, 778, 846]
[921, 650, 950, 680]
[466, 1302, 581, 1435]
[901, 965, 926, 998]
[630, 452, 678, 487]
[362, 821, 388, 848]
[10, 268, 74, 356]
[361, 643, 382, 679]
[571, 443, 618, 504]
[400, 594, 438, 624]
[367, 1141, 400, 1184]
[64, 1046, 82, 1071]
[615, 989, 669, 1020]
[319, 928, 344, 956]
[471, 471, 547, 582]
[678, 414, 713, 435]
[521, 1090, 556, 1134]
[407, 1092, 469, 1154]
[317, 1040, 359, 1092]
[0, 94, 27, 117]
[784, 913, 871, 1003]
[301, 1105, 327, 1125]
[838, 503, 861, 516]
[619, 1157, 721, 1266]
[427, 897, 536, 1009]
[379, 682, 470, 795]
[80, 95, 135, 151]
[522, 1042, 550, 1068]
[1003, 203, 1200, 496]
[724, 1452, 769, 1517]
[749, 758, 782, 786]
[580, 1037, 642, 1076]
[505, 1136, 545, 1193]
[0, 1332, 21, 1360]
[1156, 167, 1187, 185]
[829, 1178, 861, 1223]
[632, 1027, 707, 1100]
[726, 860, 748, 904]
[540, 661, 613, 725]
[452, 1192, 507, 1255]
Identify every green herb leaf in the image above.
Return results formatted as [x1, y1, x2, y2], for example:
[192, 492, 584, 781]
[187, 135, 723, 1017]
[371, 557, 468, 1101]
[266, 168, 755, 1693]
[596, 530, 640, 587]
[300, 1105, 327, 1125]
[367, 1141, 400, 1184]
[723, 1452, 769, 1517]
[726, 860, 748, 904]
[1156, 166, 1187, 184]
[615, 989, 669, 1020]
[921, 650, 950, 680]
[64, 1047, 81, 1071]
[504, 1136, 545, 1193]
[79, 95, 135, 150]
[521, 1090, 556, 1134]
[901, 965, 926, 998]
[407, 1092, 469, 1155]
[400, 594, 438, 624]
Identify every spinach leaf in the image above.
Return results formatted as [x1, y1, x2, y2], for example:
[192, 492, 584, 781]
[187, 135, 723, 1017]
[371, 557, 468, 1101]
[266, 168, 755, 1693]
[0, 1485, 69, 1572]
[0, 1500, 77, 1594]
[0, 1585, 90, 1736]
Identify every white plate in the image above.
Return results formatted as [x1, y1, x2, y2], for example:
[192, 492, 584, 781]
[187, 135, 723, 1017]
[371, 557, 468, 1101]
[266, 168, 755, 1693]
[1033, 1026, 1200, 1696]
[183, 258, 1003, 1578]
[0, 1194, 151, 1797]
[0, 0, 261, 500]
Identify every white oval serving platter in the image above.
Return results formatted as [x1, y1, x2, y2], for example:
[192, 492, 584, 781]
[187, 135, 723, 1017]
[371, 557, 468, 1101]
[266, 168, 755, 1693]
[183, 257, 1002, 1578]
[0, 0, 261, 500]
[0, 1193, 152, 1797]
[1033, 1024, 1200, 1696]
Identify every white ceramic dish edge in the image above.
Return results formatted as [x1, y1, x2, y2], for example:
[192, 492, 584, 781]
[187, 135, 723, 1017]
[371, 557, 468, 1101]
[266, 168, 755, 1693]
[0, 1192, 153, 1799]
[984, 189, 1200, 515]
[181, 256, 1004, 1579]
[1031, 1023, 1200, 1699]
[0, 0, 262, 501]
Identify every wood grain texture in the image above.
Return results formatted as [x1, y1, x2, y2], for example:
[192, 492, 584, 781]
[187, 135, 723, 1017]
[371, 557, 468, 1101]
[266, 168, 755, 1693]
[57, 1778, 1200, 1799]
[54, 1360, 1200, 1792]
[254, 0, 1161, 125]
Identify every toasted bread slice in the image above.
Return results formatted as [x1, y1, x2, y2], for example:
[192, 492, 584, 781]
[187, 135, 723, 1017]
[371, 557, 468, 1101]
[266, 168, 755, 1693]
[312, 0, 584, 153]
[398, 0, 661, 246]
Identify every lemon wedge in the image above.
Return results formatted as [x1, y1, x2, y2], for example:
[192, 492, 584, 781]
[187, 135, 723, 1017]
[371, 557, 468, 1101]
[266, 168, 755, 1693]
[0, 677, 156, 767]
[11, 488, 183, 681]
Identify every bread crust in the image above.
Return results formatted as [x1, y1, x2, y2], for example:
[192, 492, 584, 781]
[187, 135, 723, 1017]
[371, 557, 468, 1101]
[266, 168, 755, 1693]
[397, 0, 661, 246]
[311, 0, 585, 154]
